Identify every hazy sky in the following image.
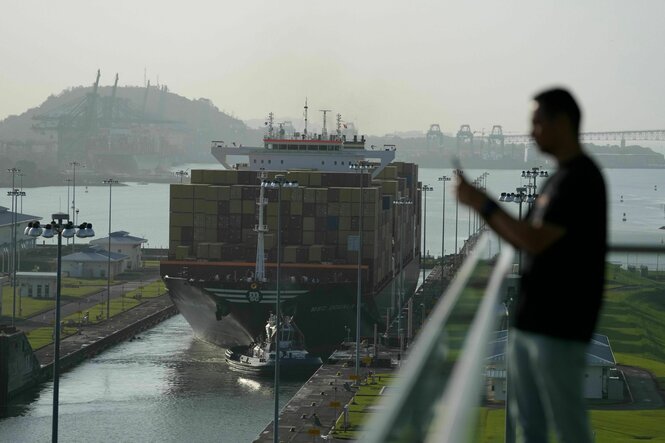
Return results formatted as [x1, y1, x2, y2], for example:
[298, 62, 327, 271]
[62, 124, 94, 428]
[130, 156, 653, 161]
[2, 1, 664, 137]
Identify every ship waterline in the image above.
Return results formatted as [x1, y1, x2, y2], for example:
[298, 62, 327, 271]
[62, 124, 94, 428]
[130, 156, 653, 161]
[163, 258, 421, 356]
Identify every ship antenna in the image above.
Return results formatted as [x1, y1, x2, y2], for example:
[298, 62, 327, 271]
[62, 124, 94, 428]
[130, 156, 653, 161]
[303, 98, 308, 137]
[336, 113, 342, 139]
[320, 109, 331, 137]
[265, 112, 274, 138]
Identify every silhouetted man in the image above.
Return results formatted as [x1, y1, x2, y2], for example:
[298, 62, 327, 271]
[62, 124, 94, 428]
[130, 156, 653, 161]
[456, 88, 606, 443]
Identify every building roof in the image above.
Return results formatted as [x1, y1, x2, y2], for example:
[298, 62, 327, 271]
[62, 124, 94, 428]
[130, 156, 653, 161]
[0, 206, 42, 228]
[16, 271, 57, 278]
[90, 230, 147, 246]
[486, 330, 616, 367]
[62, 248, 127, 263]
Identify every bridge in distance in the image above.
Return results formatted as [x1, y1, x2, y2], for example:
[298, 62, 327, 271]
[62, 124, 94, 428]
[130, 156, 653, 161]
[426, 124, 665, 147]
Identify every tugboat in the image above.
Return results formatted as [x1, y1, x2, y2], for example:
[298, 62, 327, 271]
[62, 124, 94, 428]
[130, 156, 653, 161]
[224, 314, 322, 377]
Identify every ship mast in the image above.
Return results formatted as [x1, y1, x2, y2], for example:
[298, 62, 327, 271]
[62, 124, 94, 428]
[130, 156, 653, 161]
[320, 109, 331, 138]
[254, 171, 269, 281]
[336, 113, 342, 139]
[303, 98, 308, 137]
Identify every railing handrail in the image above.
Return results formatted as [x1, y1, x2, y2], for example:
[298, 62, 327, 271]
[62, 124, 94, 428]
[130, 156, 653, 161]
[426, 245, 515, 442]
[362, 233, 492, 442]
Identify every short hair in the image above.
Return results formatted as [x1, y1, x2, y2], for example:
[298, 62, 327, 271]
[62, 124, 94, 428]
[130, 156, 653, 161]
[533, 88, 581, 135]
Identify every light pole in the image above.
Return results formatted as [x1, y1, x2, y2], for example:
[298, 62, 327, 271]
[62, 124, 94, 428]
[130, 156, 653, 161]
[69, 161, 83, 252]
[7, 167, 25, 325]
[393, 197, 412, 350]
[499, 187, 531, 272]
[175, 170, 189, 183]
[420, 184, 433, 285]
[349, 160, 374, 384]
[26, 216, 94, 443]
[454, 168, 462, 257]
[261, 175, 298, 443]
[437, 175, 451, 272]
[521, 167, 548, 211]
[103, 178, 118, 319]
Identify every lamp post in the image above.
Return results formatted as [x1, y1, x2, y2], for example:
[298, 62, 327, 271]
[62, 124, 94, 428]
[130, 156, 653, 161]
[7, 167, 24, 326]
[498, 187, 531, 273]
[349, 160, 374, 384]
[453, 168, 462, 257]
[103, 178, 118, 319]
[69, 161, 83, 252]
[393, 197, 412, 350]
[175, 170, 189, 183]
[261, 175, 298, 443]
[420, 185, 434, 285]
[437, 176, 451, 272]
[26, 216, 94, 443]
[521, 167, 548, 211]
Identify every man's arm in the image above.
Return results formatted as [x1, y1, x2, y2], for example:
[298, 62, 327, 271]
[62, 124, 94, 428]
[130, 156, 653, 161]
[455, 174, 564, 255]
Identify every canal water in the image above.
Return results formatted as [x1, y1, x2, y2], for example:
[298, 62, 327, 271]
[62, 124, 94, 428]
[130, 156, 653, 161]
[0, 315, 301, 443]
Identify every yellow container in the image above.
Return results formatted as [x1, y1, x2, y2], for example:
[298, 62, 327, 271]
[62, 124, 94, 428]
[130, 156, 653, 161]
[171, 184, 193, 199]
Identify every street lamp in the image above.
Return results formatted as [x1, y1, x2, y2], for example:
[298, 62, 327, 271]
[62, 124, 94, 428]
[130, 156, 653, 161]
[420, 184, 434, 285]
[521, 167, 547, 210]
[453, 168, 463, 257]
[69, 161, 83, 252]
[349, 160, 375, 385]
[103, 178, 118, 320]
[26, 215, 94, 443]
[437, 175, 451, 272]
[7, 167, 25, 325]
[175, 170, 189, 183]
[392, 197, 412, 351]
[498, 187, 530, 272]
[261, 175, 298, 443]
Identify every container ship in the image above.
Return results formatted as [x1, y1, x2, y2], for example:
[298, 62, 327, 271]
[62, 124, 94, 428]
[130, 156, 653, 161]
[160, 109, 422, 357]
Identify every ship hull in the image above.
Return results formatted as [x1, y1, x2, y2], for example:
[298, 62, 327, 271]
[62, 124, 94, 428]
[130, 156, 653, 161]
[164, 259, 420, 357]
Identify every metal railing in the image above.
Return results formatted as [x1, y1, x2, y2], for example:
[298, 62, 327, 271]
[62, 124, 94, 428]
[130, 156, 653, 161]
[362, 233, 514, 442]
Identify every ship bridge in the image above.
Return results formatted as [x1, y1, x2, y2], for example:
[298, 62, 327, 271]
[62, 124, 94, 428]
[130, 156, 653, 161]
[211, 134, 395, 178]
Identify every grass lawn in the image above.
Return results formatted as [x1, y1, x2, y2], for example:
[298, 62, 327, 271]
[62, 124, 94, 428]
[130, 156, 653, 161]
[21, 280, 161, 350]
[598, 265, 665, 388]
[331, 372, 397, 440]
[476, 408, 665, 442]
[124, 281, 167, 300]
[1, 291, 54, 318]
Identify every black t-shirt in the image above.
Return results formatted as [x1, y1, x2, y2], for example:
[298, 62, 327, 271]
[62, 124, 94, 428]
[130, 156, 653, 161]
[515, 154, 607, 342]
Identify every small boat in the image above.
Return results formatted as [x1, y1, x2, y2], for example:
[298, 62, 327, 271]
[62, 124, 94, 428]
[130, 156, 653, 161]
[225, 314, 322, 377]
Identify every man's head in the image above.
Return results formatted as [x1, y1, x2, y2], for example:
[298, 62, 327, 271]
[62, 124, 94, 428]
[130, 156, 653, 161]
[530, 88, 582, 157]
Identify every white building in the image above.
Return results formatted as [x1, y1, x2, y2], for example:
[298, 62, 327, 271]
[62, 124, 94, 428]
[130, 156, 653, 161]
[61, 248, 127, 279]
[485, 330, 620, 401]
[16, 271, 57, 299]
[0, 206, 41, 274]
[89, 231, 147, 271]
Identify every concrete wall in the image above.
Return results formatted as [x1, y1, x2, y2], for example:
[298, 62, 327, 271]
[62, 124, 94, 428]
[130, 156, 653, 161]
[0, 328, 42, 404]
